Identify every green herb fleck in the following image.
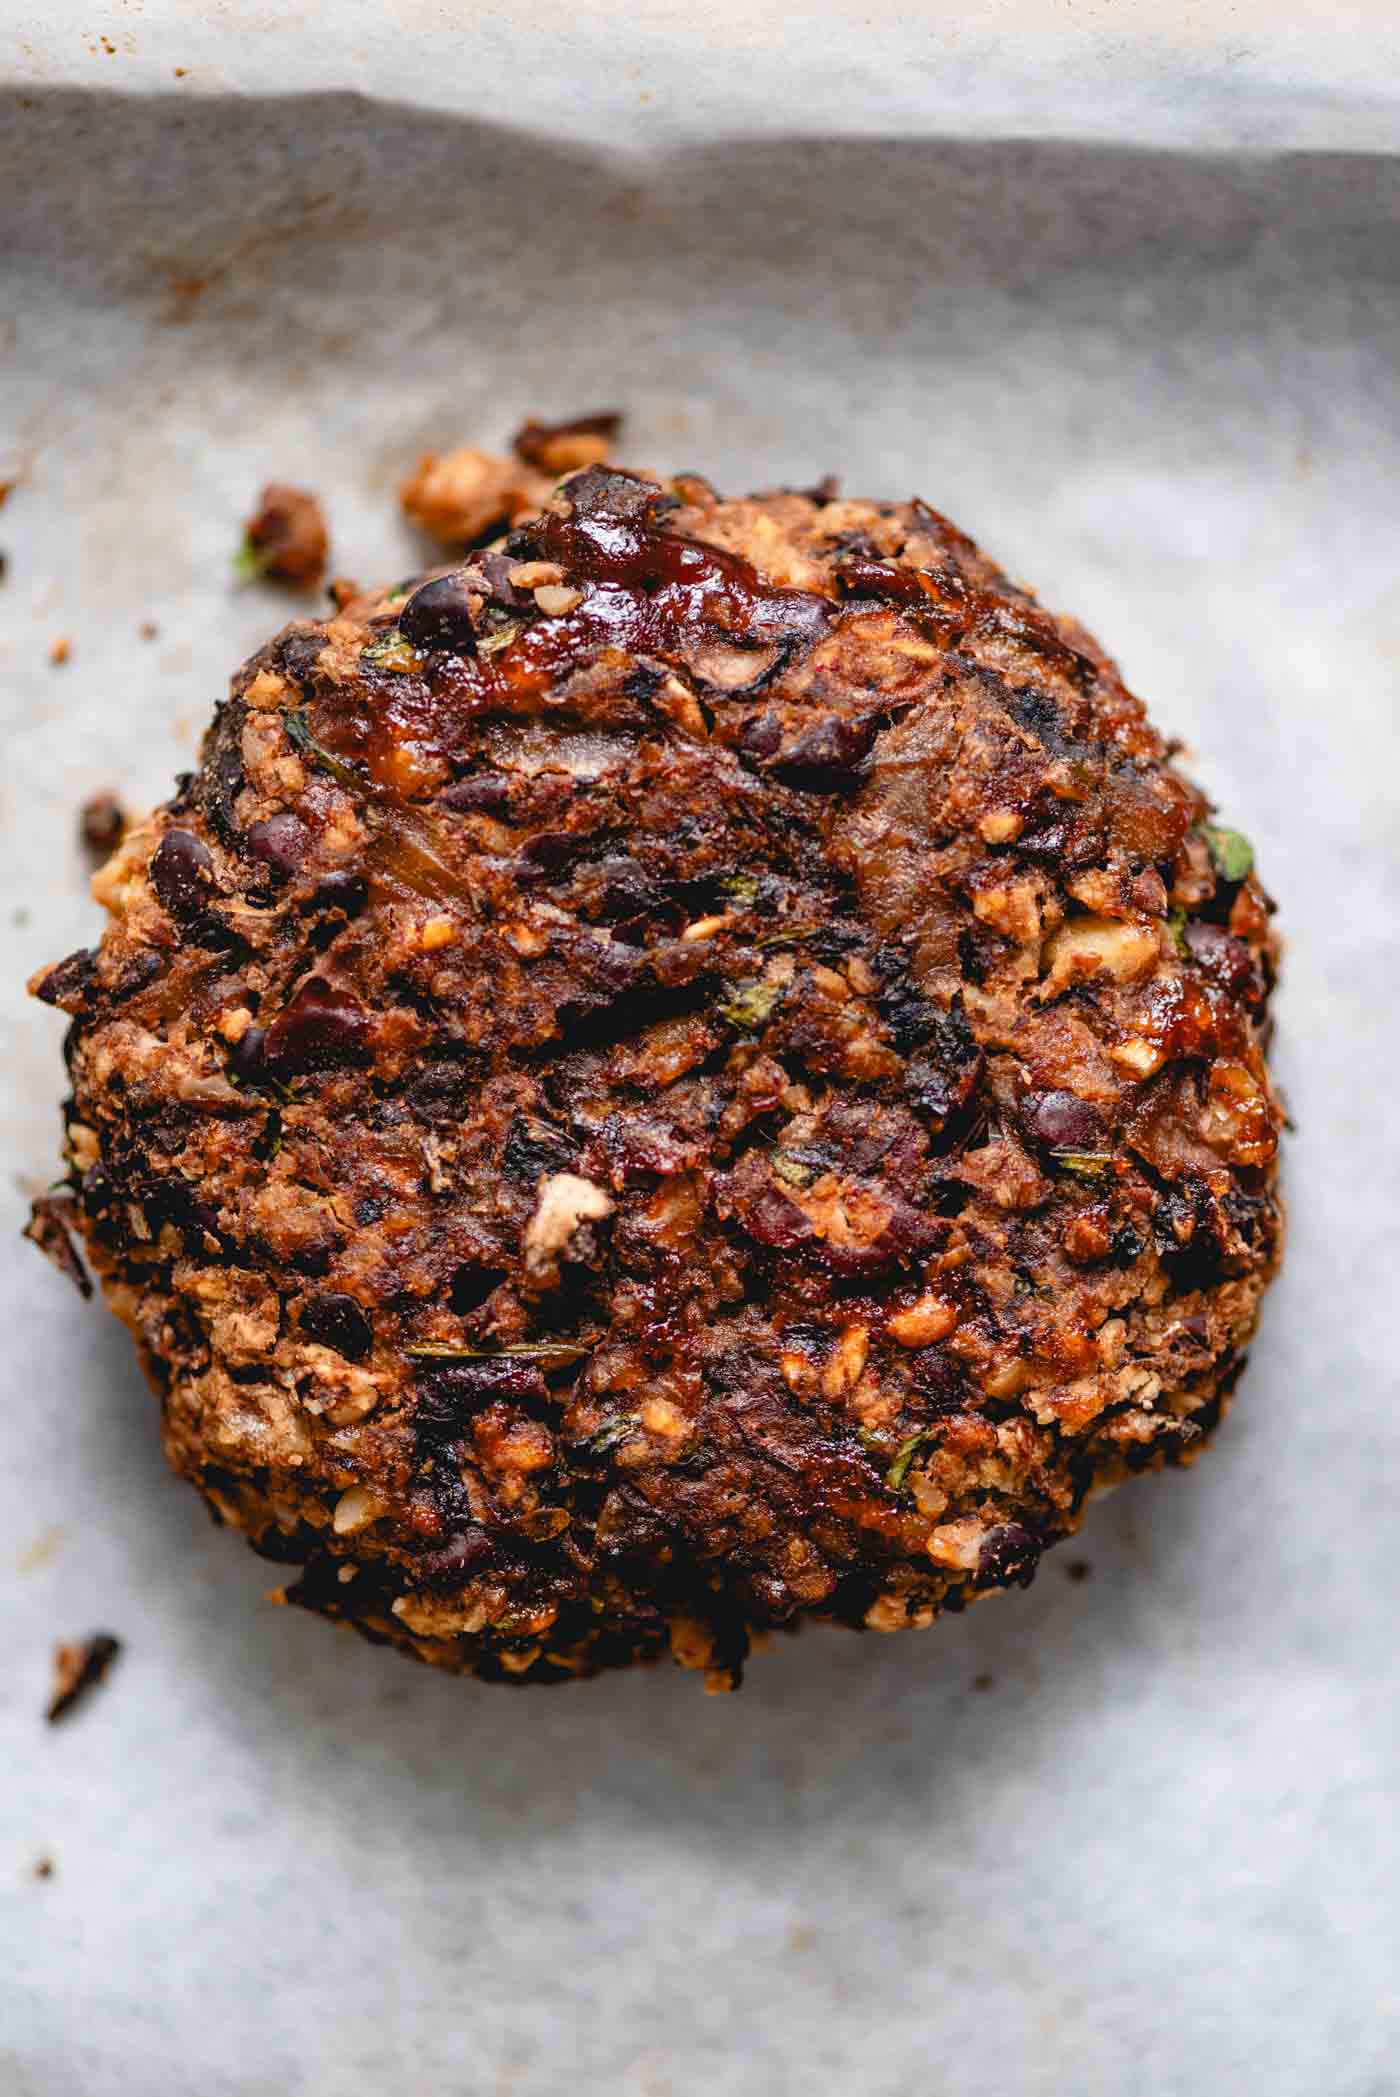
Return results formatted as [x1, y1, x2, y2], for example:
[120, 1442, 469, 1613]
[718, 978, 780, 1031]
[756, 922, 820, 951]
[721, 872, 760, 906]
[886, 1430, 936, 1494]
[1050, 1149, 1115, 1179]
[1167, 904, 1189, 956]
[361, 628, 421, 673]
[405, 1340, 590, 1369]
[282, 707, 366, 795]
[233, 534, 269, 585]
[477, 625, 520, 657]
[585, 1413, 640, 1455]
[384, 586, 409, 605]
[771, 1153, 813, 1189]
[1198, 822, 1254, 884]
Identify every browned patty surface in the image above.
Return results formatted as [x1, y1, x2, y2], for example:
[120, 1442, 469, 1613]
[30, 463, 1283, 1687]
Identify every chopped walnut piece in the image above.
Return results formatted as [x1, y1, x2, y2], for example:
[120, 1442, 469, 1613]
[522, 1172, 615, 1287]
[1040, 914, 1160, 997]
[401, 446, 552, 548]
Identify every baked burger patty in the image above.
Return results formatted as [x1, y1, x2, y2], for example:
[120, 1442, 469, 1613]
[30, 462, 1283, 1687]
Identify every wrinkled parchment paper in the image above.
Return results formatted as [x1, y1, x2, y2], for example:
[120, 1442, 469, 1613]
[2, 14, 1398, 2094]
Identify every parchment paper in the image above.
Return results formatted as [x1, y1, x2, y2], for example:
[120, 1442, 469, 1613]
[2, 15, 1398, 2095]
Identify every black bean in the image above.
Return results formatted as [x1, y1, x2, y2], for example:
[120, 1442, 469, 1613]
[909, 1350, 967, 1410]
[305, 869, 368, 917]
[246, 812, 310, 876]
[150, 829, 215, 921]
[406, 1059, 474, 1126]
[33, 947, 98, 1012]
[1184, 922, 1258, 999]
[114, 948, 167, 1001]
[414, 1356, 548, 1430]
[514, 829, 576, 883]
[440, 772, 512, 817]
[834, 555, 932, 606]
[1019, 1089, 1107, 1153]
[228, 1024, 267, 1082]
[739, 1185, 813, 1251]
[594, 856, 666, 923]
[399, 573, 479, 654]
[739, 709, 783, 760]
[771, 713, 877, 791]
[300, 1291, 372, 1361]
[977, 1522, 1041, 1590]
[142, 1177, 222, 1246]
[421, 1528, 494, 1583]
[263, 977, 371, 1075]
[474, 551, 528, 609]
[277, 627, 325, 688]
[563, 465, 657, 528]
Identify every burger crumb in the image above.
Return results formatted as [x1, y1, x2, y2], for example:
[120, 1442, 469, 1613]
[512, 410, 622, 476]
[24, 1194, 91, 1299]
[1064, 1558, 1093, 1582]
[972, 1673, 995, 1693]
[138, 619, 159, 641]
[48, 636, 71, 667]
[400, 445, 554, 549]
[79, 791, 127, 860]
[33, 1856, 54, 1880]
[239, 484, 329, 589]
[46, 1632, 122, 1723]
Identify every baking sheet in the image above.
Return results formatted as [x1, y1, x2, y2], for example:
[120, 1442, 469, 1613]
[2, 29, 1399, 2097]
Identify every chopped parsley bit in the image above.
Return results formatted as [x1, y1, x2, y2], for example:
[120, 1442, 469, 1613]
[405, 1340, 591, 1368]
[718, 978, 780, 1031]
[771, 1153, 814, 1189]
[384, 586, 409, 605]
[886, 1429, 937, 1494]
[233, 534, 269, 584]
[228, 1061, 296, 1105]
[1050, 1149, 1115, 1178]
[585, 1413, 641, 1454]
[1198, 821, 1254, 884]
[756, 922, 819, 951]
[360, 628, 421, 673]
[282, 707, 366, 795]
[1167, 904, 1189, 956]
[477, 625, 520, 657]
[721, 871, 760, 906]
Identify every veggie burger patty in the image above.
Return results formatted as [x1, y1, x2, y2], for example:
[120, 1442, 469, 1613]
[29, 455, 1283, 1687]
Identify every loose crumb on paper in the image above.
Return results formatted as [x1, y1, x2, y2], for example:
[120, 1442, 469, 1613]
[46, 1632, 122, 1723]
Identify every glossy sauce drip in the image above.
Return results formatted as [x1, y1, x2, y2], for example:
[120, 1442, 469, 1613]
[525, 466, 834, 663]
[355, 472, 831, 742]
